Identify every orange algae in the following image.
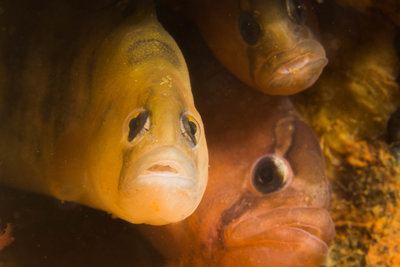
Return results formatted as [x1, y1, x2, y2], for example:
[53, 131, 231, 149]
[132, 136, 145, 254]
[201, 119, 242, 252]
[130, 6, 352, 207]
[325, 141, 400, 266]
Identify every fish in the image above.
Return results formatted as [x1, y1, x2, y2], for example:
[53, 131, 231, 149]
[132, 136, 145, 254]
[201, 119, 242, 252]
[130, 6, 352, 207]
[0, 0, 208, 226]
[0, 224, 14, 251]
[139, 22, 335, 266]
[185, 0, 328, 95]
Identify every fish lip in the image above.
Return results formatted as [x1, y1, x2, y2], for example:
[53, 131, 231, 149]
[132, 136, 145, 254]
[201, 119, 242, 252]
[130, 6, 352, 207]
[134, 159, 196, 190]
[140, 160, 187, 177]
[274, 54, 327, 75]
[119, 146, 198, 193]
[133, 175, 195, 194]
[223, 207, 335, 249]
[254, 40, 327, 94]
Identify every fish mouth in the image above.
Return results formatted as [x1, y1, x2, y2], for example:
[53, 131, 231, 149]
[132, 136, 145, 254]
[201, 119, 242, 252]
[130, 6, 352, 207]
[133, 160, 196, 190]
[115, 146, 202, 225]
[275, 54, 327, 75]
[223, 207, 335, 249]
[121, 146, 198, 193]
[254, 40, 327, 95]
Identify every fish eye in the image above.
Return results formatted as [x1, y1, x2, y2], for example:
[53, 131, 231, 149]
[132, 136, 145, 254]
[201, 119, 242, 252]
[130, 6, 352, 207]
[126, 109, 150, 144]
[180, 113, 201, 147]
[286, 0, 306, 24]
[252, 155, 291, 194]
[238, 12, 261, 45]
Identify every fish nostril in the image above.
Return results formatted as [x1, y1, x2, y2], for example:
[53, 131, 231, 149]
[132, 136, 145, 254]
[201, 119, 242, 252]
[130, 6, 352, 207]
[251, 155, 291, 194]
[147, 164, 179, 174]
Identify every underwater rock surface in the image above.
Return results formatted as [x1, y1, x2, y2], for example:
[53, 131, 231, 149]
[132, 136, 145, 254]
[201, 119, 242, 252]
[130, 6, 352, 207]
[293, 1, 400, 266]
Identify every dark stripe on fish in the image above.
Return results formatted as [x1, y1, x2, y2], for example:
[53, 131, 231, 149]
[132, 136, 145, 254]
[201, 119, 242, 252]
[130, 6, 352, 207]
[246, 46, 258, 84]
[220, 190, 257, 227]
[118, 148, 133, 190]
[127, 39, 180, 68]
[217, 191, 260, 250]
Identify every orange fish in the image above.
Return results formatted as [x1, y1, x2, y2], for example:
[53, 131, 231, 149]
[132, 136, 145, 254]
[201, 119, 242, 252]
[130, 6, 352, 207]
[140, 31, 335, 266]
[185, 0, 327, 95]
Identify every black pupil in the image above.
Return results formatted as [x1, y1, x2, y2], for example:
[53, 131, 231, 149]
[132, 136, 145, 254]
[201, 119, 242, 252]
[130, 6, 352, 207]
[252, 156, 287, 194]
[128, 111, 148, 142]
[287, 0, 305, 24]
[183, 115, 198, 145]
[189, 121, 197, 137]
[239, 12, 261, 45]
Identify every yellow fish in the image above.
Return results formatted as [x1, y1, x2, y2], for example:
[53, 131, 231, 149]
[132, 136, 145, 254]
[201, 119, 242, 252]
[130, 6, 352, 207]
[186, 0, 328, 95]
[0, 0, 208, 225]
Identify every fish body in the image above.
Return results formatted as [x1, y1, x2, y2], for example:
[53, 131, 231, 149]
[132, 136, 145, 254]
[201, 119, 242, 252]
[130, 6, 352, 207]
[140, 25, 335, 266]
[186, 0, 327, 95]
[0, 0, 208, 225]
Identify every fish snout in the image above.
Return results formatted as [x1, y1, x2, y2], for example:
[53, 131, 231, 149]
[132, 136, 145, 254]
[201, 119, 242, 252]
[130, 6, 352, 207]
[222, 207, 335, 266]
[116, 146, 204, 225]
[133, 147, 197, 188]
[255, 40, 327, 95]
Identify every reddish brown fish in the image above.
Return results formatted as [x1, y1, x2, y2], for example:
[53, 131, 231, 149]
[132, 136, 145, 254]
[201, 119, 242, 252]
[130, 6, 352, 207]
[185, 0, 327, 95]
[140, 30, 335, 266]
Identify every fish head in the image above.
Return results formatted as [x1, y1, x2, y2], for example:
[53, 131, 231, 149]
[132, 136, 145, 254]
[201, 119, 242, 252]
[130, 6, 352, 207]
[197, 96, 334, 266]
[193, 0, 327, 95]
[85, 14, 208, 225]
[141, 94, 334, 265]
[245, 0, 328, 95]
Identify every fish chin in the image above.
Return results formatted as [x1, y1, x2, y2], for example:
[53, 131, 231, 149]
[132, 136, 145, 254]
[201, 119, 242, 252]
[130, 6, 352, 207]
[116, 180, 200, 225]
[115, 146, 203, 225]
[219, 235, 329, 267]
[255, 41, 327, 95]
[222, 207, 335, 266]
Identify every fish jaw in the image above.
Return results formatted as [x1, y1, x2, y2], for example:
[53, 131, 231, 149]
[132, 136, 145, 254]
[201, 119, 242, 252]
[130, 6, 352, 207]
[115, 146, 205, 225]
[254, 40, 328, 95]
[221, 207, 335, 266]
